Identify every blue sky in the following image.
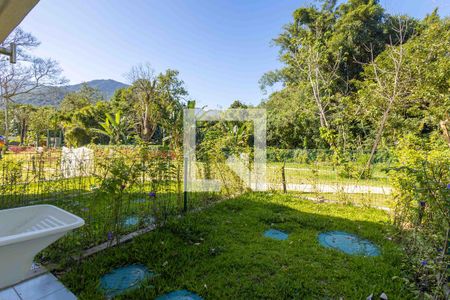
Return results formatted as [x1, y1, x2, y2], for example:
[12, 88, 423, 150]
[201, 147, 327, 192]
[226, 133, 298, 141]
[20, 0, 450, 108]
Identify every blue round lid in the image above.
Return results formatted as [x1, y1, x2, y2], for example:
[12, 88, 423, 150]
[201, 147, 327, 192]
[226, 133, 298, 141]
[156, 289, 203, 300]
[133, 198, 147, 204]
[318, 231, 380, 256]
[264, 229, 289, 240]
[123, 216, 139, 227]
[99, 264, 153, 297]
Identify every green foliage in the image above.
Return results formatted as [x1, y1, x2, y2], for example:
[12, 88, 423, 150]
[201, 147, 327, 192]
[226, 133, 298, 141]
[262, 87, 324, 148]
[58, 85, 111, 145]
[267, 148, 310, 163]
[64, 126, 90, 147]
[391, 135, 449, 229]
[390, 135, 450, 297]
[354, 14, 450, 149]
[62, 193, 409, 299]
[70, 102, 111, 144]
[10, 104, 34, 144]
[126, 65, 188, 143]
[0, 159, 23, 192]
[30, 106, 59, 132]
[92, 111, 132, 145]
[260, 0, 415, 150]
[110, 87, 133, 115]
[337, 152, 373, 179]
[261, 1, 448, 154]
[60, 83, 104, 115]
[95, 154, 141, 242]
[60, 94, 91, 115]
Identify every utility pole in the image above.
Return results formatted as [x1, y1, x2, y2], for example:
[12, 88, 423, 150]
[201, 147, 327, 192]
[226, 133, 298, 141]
[0, 43, 16, 148]
[0, 43, 16, 63]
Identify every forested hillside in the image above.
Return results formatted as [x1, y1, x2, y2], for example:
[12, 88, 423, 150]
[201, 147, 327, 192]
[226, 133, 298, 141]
[11, 79, 127, 106]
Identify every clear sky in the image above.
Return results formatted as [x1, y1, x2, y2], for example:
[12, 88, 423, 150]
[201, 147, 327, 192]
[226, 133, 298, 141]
[19, 0, 450, 108]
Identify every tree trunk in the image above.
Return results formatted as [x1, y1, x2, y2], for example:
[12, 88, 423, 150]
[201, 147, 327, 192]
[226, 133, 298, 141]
[20, 119, 26, 145]
[360, 98, 394, 178]
[141, 103, 151, 142]
[4, 97, 9, 146]
[440, 119, 450, 148]
[308, 64, 329, 129]
[361, 22, 405, 178]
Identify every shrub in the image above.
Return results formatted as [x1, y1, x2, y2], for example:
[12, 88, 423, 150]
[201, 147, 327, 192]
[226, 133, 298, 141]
[390, 135, 449, 298]
[337, 153, 374, 179]
[65, 126, 91, 147]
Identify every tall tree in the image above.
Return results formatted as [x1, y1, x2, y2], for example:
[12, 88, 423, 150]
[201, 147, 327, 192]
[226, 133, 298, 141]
[126, 64, 187, 142]
[356, 13, 448, 175]
[11, 104, 34, 145]
[59, 83, 103, 115]
[0, 28, 65, 146]
[260, 0, 414, 150]
[356, 17, 411, 176]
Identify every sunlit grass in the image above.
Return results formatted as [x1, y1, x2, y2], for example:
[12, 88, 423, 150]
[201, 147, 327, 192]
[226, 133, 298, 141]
[61, 192, 410, 299]
[267, 162, 391, 187]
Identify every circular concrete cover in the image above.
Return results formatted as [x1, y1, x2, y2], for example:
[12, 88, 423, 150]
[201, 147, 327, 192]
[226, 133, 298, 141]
[318, 231, 380, 256]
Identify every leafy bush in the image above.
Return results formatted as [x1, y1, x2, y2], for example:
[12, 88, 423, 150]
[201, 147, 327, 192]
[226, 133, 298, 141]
[267, 148, 331, 163]
[337, 153, 374, 179]
[95, 153, 141, 244]
[65, 126, 91, 147]
[0, 159, 23, 186]
[390, 135, 449, 298]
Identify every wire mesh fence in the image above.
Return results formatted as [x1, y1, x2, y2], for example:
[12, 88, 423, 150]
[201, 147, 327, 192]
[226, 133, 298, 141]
[0, 146, 394, 265]
[265, 148, 393, 208]
[0, 146, 227, 264]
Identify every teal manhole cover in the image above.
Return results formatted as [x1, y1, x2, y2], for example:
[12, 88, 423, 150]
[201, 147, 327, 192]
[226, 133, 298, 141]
[264, 229, 288, 240]
[123, 216, 139, 227]
[318, 231, 380, 256]
[100, 264, 154, 298]
[133, 198, 147, 204]
[156, 290, 203, 300]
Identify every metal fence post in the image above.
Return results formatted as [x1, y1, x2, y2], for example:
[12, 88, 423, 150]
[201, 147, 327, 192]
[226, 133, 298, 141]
[281, 160, 287, 193]
[183, 156, 188, 212]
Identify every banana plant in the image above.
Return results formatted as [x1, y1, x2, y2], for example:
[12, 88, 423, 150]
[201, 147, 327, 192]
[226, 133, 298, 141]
[92, 112, 131, 144]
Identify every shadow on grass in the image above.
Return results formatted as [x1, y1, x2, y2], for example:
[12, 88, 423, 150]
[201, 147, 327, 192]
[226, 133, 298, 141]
[0, 187, 220, 264]
[61, 192, 411, 300]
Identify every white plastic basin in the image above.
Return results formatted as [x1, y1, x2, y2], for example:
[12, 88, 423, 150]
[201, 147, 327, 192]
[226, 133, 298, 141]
[0, 205, 84, 289]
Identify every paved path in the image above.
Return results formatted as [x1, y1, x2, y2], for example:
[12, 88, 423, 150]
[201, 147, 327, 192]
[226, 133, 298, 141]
[0, 273, 76, 300]
[257, 183, 392, 195]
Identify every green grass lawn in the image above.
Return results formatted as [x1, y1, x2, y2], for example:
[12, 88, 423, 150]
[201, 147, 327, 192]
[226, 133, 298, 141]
[61, 192, 410, 299]
[290, 191, 393, 208]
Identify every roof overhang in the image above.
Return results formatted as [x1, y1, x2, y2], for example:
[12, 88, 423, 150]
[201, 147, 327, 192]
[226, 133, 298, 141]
[0, 0, 39, 43]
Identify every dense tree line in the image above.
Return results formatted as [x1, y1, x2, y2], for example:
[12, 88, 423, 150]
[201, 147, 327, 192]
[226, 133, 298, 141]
[1, 0, 448, 165]
[260, 0, 449, 156]
[1, 61, 189, 149]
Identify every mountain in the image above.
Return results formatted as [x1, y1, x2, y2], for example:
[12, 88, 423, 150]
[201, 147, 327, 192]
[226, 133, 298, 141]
[12, 79, 128, 107]
[64, 79, 128, 98]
